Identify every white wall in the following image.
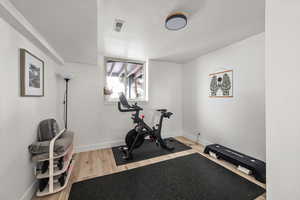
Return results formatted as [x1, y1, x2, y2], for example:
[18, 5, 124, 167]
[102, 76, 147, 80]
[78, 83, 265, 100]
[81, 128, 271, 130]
[58, 60, 183, 152]
[0, 18, 61, 200]
[182, 33, 265, 161]
[266, 1, 300, 199]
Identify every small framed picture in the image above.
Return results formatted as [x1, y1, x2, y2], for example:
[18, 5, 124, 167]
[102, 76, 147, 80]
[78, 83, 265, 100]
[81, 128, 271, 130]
[20, 49, 44, 97]
[209, 70, 233, 98]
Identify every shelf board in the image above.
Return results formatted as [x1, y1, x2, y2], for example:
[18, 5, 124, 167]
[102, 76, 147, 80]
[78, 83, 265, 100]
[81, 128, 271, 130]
[36, 144, 73, 162]
[36, 159, 74, 197]
[36, 152, 73, 179]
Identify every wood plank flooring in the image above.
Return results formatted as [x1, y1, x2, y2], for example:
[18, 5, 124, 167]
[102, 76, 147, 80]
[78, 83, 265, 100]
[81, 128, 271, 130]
[33, 136, 266, 200]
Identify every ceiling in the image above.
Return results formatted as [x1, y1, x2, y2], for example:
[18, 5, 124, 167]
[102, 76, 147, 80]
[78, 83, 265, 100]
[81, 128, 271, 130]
[10, 0, 97, 65]
[10, 0, 264, 65]
[103, 0, 265, 63]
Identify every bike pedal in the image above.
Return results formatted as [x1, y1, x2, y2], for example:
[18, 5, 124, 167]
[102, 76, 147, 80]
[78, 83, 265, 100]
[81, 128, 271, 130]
[168, 138, 174, 142]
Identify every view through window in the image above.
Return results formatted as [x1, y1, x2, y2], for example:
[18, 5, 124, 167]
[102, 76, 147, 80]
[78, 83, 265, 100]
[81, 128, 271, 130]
[104, 58, 146, 101]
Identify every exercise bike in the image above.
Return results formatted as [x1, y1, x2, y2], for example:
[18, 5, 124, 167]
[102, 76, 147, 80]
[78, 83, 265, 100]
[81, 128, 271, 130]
[118, 93, 175, 160]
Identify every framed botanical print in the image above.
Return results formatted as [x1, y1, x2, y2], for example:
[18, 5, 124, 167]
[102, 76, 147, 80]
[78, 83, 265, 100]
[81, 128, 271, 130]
[20, 49, 44, 97]
[209, 70, 233, 98]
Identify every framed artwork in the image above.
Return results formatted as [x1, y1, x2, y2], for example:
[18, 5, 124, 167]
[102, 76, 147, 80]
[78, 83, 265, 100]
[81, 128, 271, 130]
[20, 49, 44, 97]
[209, 70, 233, 98]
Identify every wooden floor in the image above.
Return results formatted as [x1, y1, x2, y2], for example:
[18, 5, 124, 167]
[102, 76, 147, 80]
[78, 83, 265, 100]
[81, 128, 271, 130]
[33, 136, 266, 200]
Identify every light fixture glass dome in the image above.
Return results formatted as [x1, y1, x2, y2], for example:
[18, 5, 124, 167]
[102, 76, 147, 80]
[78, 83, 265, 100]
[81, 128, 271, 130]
[165, 13, 187, 31]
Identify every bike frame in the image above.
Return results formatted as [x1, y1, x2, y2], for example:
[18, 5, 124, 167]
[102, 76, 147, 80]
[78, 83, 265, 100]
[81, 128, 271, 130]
[117, 94, 174, 160]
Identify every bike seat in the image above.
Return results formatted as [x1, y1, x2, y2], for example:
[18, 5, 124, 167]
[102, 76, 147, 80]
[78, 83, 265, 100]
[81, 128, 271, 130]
[163, 112, 173, 118]
[156, 109, 167, 112]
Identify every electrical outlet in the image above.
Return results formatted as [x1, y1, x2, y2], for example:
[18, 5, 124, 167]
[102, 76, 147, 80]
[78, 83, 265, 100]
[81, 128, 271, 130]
[196, 132, 201, 144]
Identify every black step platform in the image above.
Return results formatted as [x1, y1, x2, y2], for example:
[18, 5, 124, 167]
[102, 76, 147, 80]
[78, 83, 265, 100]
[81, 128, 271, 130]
[204, 144, 266, 183]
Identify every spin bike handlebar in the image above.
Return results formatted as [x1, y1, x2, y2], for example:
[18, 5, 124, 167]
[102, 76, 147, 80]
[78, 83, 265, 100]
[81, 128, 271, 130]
[163, 112, 173, 119]
[118, 93, 172, 119]
[118, 102, 143, 113]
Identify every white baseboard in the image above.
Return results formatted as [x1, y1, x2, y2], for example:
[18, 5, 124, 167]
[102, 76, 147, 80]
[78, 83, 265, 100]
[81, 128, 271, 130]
[20, 181, 36, 200]
[75, 131, 183, 153]
[75, 139, 125, 153]
[183, 132, 214, 147]
[183, 132, 198, 141]
[164, 131, 183, 138]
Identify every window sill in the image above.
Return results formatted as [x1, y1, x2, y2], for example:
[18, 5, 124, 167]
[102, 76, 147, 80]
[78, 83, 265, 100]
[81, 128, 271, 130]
[103, 97, 149, 105]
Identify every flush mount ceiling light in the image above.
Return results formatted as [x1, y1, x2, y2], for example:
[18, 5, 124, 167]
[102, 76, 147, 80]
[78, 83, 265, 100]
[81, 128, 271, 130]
[165, 12, 187, 31]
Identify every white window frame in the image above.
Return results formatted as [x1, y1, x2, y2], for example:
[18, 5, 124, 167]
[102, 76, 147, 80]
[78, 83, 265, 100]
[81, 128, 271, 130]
[104, 57, 148, 103]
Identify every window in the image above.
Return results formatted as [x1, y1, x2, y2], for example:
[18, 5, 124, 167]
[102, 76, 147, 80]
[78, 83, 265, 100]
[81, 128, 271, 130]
[104, 58, 147, 102]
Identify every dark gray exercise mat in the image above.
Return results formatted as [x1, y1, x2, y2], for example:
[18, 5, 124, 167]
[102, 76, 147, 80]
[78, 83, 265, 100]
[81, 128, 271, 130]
[112, 137, 192, 165]
[69, 153, 265, 200]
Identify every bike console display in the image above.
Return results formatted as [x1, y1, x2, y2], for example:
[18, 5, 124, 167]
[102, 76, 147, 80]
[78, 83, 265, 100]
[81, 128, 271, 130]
[118, 93, 142, 113]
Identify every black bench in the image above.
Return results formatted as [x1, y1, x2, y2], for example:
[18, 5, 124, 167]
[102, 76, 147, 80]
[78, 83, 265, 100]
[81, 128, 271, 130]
[204, 144, 266, 183]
